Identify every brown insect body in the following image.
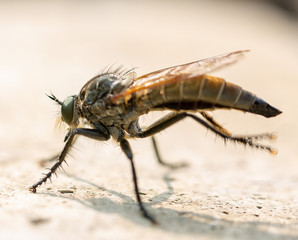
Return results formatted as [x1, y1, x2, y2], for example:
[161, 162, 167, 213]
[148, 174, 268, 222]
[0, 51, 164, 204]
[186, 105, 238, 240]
[79, 65, 280, 138]
[83, 50, 280, 134]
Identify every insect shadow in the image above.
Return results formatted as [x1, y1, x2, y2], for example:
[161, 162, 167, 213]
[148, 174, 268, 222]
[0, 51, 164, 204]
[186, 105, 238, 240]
[37, 171, 296, 240]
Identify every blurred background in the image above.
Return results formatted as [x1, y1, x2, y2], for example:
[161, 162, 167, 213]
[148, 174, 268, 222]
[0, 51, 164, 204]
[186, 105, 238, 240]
[0, 0, 297, 239]
[1, 0, 297, 170]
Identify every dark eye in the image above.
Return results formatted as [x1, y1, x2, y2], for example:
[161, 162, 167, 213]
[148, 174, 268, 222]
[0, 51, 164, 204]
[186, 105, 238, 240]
[61, 96, 75, 125]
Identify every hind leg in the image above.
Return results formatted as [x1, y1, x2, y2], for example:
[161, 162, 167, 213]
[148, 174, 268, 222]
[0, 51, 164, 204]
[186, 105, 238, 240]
[135, 112, 277, 154]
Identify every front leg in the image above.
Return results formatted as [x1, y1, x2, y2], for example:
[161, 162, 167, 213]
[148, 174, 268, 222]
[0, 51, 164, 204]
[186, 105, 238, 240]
[29, 128, 110, 193]
[39, 130, 79, 167]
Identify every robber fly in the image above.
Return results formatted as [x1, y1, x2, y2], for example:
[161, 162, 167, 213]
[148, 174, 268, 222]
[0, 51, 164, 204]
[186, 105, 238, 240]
[30, 50, 281, 223]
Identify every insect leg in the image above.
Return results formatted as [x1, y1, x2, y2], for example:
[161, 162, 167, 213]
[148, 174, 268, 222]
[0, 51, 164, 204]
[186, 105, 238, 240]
[119, 138, 156, 224]
[29, 128, 110, 193]
[151, 136, 188, 169]
[136, 112, 187, 138]
[186, 113, 277, 154]
[39, 139, 79, 168]
[135, 112, 276, 154]
[200, 111, 231, 135]
[38, 153, 60, 167]
[38, 129, 76, 166]
[200, 112, 276, 141]
[136, 112, 190, 167]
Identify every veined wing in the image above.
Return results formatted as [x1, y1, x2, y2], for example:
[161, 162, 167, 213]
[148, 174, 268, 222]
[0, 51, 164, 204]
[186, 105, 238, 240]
[110, 50, 249, 104]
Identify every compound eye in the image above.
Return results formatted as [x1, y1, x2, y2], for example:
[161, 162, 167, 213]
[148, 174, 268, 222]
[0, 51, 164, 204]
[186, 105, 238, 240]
[61, 96, 75, 125]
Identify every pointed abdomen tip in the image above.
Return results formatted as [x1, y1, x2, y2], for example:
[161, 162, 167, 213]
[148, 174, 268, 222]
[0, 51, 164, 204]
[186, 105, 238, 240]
[251, 98, 282, 118]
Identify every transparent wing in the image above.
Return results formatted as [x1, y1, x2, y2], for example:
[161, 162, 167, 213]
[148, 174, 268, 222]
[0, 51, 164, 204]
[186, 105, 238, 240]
[110, 50, 249, 103]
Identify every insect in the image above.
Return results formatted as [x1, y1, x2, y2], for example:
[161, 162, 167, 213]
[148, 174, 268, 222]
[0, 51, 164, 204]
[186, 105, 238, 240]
[30, 50, 281, 223]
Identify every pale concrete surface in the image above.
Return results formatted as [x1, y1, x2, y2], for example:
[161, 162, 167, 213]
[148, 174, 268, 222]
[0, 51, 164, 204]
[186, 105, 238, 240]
[0, 1, 297, 239]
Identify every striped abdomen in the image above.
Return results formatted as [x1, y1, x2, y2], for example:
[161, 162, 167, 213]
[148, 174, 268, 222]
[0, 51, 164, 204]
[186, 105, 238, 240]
[139, 75, 281, 118]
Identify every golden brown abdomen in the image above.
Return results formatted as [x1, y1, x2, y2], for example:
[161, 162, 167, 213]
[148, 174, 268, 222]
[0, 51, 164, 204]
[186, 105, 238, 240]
[138, 75, 281, 118]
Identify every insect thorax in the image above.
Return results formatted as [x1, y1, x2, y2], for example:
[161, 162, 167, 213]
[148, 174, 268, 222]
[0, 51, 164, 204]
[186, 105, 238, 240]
[78, 72, 140, 130]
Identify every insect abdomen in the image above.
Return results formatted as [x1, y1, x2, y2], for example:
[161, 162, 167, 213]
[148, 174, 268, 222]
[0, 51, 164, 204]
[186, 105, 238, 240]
[147, 75, 281, 118]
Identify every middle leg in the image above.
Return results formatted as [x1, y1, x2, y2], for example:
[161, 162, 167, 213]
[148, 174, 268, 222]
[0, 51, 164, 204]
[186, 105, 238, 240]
[151, 136, 188, 169]
[119, 138, 156, 223]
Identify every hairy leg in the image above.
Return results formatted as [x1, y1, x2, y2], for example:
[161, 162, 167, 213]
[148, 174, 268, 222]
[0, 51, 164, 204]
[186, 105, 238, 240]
[30, 128, 110, 192]
[135, 112, 276, 154]
[119, 139, 156, 223]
